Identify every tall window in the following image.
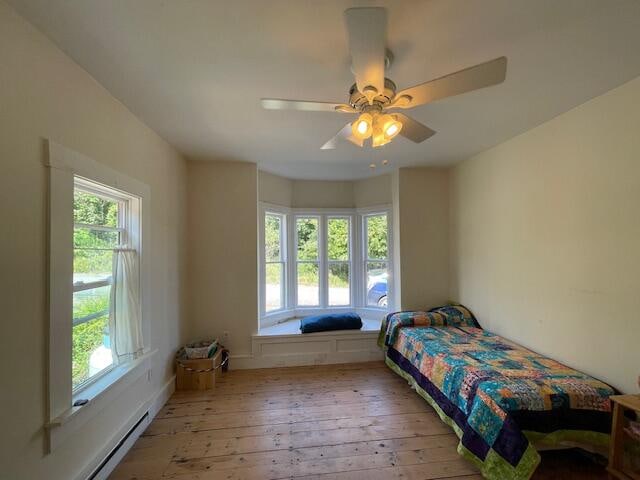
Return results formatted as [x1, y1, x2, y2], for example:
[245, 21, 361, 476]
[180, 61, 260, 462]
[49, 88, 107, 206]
[296, 217, 320, 306]
[264, 213, 285, 312]
[365, 213, 389, 308]
[259, 205, 391, 323]
[72, 180, 127, 390]
[327, 217, 350, 306]
[47, 142, 148, 448]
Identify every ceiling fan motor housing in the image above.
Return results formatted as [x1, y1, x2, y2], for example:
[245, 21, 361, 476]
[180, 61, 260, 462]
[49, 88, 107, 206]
[349, 78, 397, 111]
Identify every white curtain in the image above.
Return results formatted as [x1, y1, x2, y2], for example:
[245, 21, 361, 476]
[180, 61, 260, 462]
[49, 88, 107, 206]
[110, 249, 143, 360]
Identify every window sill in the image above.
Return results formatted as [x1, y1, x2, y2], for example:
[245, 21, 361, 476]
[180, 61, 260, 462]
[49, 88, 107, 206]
[261, 307, 388, 329]
[46, 349, 156, 452]
[257, 316, 383, 337]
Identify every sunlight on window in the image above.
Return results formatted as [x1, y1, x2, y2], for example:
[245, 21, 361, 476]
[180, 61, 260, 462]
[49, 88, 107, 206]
[328, 218, 350, 306]
[72, 188, 121, 389]
[296, 218, 320, 306]
[259, 208, 392, 323]
[265, 214, 284, 312]
[365, 214, 388, 308]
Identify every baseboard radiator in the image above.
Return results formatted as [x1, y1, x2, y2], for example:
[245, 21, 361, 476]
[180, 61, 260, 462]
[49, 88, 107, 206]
[87, 411, 149, 480]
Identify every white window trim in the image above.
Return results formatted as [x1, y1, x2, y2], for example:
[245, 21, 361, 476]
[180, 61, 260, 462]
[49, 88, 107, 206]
[46, 140, 152, 452]
[47, 349, 157, 453]
[258, 202, 393, 329]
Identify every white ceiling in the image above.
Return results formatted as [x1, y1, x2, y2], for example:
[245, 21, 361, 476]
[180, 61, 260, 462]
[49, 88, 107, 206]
[9, 0, 640, 180]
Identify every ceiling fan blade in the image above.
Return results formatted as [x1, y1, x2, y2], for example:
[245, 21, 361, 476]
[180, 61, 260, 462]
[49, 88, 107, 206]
[321, 123, 363, 150]
[344, 7, 387, 95]
[393, 56, 507, 109]
[261, 98, 356, 113]
[394, 113, 436, 143]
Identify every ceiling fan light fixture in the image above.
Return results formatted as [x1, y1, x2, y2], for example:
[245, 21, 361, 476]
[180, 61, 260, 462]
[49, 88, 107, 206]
[372, 135, 390, 148]
[378, 114, 402, 140]
[352, 113, 373, 140]
[371, 122, 390, 148]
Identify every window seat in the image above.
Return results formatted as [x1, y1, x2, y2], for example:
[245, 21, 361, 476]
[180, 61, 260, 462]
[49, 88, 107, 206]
[258, 316, 382, 336]
[231, 317, 384, 369]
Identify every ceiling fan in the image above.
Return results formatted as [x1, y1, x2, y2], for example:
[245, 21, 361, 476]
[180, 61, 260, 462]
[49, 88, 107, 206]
[261, 7, 507, 150]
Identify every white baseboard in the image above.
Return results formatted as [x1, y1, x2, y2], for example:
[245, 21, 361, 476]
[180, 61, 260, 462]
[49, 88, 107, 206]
[76, 374, 175, 480]
[230, 331, 384, 369]
[148, 374, 175, 419]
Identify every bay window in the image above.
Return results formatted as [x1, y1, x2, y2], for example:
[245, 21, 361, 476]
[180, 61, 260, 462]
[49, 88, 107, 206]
[264, 212, 285, 312]
[296, 217, 320, 306]
[259, 204, 392, 326]
[327, 217, 351, 306]
[364, 213, 389, 308]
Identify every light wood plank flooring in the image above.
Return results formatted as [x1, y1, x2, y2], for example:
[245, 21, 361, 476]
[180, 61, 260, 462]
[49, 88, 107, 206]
[109, 362, 607, 480]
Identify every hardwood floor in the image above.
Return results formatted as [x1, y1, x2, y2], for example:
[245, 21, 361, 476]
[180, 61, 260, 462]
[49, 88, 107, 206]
[109, 362, 607, 480]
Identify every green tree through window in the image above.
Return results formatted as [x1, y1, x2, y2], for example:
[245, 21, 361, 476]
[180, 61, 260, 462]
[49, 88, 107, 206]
[72, 189, 120, 388]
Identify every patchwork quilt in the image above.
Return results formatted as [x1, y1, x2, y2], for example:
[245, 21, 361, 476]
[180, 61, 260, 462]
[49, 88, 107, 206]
[378, 304, 478, 347]
[380, 310, 614, 480]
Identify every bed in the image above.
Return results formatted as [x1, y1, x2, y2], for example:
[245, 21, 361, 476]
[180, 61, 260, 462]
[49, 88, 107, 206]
[378, 305, 614, 480]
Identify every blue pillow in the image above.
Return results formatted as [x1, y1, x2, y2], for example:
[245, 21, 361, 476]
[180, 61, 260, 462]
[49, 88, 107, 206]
[300, 312, 363, 334]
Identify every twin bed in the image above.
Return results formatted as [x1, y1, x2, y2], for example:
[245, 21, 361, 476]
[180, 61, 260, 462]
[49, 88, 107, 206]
[378, 305, 614, 479]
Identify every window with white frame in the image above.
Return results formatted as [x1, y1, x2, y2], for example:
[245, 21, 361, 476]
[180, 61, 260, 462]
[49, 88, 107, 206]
[364, 213, 389, 308]
[47, 142, 150, 445]
[72, 180, 129, 390]
[295, 216, 320, 307]
[327, 217, 351, 306]
[264, 212, 286, 312]
[259, 205, 391, 325]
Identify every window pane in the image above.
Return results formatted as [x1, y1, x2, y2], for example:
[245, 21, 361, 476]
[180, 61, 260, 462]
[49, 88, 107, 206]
[366, 262, 388, 308]
[74, 190, 119, 227]
[329, 263, 350, 306]
[297, 263, 319, 306]
[296, 218, 318, 261]
[74, 248, 113, 285]
[367, 215, 388, 260]
[265, 214, 281, 262]
[265, 262, 283, 311]
[73, 285, 110, 321]
[328, 218, 349, 261]
[74, 227, 119, 249]
[72, 287, 112, 389]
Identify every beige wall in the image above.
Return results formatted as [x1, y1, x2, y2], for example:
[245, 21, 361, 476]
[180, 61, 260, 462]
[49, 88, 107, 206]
[187, 161, 258, 356]
[394, 168, 451, 311]
[0, 2, 187, 479]
[258, 170, 392, 208]
[292, 180, 355, 208]
[258, 170, 293, 207]
[354, 174, 392, 208]
[391, 170, 403, 309]
[450, 76, 640, 393]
